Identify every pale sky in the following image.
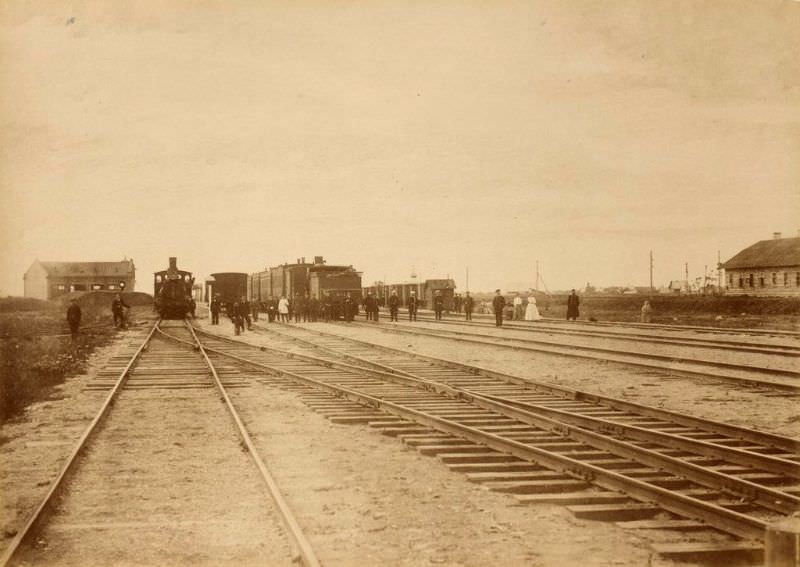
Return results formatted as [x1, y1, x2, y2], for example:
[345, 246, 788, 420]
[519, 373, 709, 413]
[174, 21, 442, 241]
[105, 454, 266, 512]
[1, 1, 798, 295]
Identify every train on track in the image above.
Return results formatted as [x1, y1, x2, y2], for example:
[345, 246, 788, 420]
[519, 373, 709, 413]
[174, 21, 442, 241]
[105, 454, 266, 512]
[362, 278, 456, 310]
[204, 272, 248, 308]
[248, 256, 363, 311]
[153, 257, 194, 319]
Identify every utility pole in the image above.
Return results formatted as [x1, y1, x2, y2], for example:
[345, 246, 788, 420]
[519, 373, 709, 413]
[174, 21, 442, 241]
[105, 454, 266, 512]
[649, 250, 654, 294]
[717, 250, 722, 293]
[685, 262, 689, 294]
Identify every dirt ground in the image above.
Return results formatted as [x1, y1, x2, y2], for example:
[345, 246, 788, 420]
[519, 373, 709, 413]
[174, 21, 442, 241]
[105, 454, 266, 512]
[2, 312, 780, 566]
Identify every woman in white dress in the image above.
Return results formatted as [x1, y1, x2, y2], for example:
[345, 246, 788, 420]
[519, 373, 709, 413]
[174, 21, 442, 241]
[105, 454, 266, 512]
[278, 295, 290, 323]
[524, 295, 542, 321]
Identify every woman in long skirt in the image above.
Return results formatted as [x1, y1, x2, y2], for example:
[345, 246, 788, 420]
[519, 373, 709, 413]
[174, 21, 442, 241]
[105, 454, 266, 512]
[524, 295, 542, 321]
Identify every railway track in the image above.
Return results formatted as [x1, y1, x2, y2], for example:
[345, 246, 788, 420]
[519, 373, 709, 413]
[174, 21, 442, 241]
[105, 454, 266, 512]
[436, 310, 800, 339]
[345, 317, 800, 392]
[192, 321, 800, 562]
[404, 313, 800, 357]
[1, 319, 319, 567]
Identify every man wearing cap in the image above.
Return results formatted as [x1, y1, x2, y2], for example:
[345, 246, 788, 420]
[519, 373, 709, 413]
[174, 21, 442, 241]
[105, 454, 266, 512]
[566, 289, 580, 321]
[210, 295, 221, 325]
[492, 289, 506, 327]
[388, 290, 400, 322]
[463, 291, 474, 321]
[407, 290, 418, 322]
[433, 290, 444, 321]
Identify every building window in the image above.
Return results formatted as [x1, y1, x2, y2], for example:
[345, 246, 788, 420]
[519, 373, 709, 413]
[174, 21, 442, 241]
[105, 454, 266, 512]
[56, 284, 66, 291]
[108, 284, 117, 290]
[91, 284, 104, 290]
[784, 272, 789, 286]
[748, 274, 754, 287]
[759, 276, 765, 287]
[772, 273, 777, 285]
[797, 272, 800, 286]
[728, 275, 734, 287]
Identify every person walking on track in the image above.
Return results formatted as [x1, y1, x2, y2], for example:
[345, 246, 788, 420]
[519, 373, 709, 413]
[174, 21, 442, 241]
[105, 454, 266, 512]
[112, 294, 130, 329]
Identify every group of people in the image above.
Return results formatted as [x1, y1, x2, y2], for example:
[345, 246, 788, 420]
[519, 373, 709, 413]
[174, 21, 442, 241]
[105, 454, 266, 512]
[65, 293, 130, 340]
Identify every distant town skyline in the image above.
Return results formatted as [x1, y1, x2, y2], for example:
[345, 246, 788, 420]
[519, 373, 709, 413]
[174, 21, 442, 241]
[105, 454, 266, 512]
[2, 2, 798, 296]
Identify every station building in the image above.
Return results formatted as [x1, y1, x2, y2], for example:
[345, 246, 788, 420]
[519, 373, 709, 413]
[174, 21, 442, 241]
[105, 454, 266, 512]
[722, 232, 800, 296]
[23, 259, 136, 300]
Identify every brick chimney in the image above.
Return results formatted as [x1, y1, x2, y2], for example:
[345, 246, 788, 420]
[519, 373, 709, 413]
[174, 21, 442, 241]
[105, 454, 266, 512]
[773, 232, 782, 240]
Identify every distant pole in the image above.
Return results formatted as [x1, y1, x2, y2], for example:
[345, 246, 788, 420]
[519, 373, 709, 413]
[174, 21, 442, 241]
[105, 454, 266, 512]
[649, 251, 654, 294]
[685, 262, 689, 293]
[717, 250, 722, 293]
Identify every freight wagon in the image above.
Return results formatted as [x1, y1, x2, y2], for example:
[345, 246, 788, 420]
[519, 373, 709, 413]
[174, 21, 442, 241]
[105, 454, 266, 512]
[204, 272, 248, 310]
[249, 256, 362, 313]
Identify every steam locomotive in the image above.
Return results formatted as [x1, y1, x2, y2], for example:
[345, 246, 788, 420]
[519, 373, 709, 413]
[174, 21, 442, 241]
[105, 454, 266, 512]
[153, 257, 194, 319]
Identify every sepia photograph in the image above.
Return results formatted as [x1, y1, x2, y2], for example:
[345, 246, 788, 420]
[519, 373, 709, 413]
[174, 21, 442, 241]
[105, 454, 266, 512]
[1, 1, 799, 565]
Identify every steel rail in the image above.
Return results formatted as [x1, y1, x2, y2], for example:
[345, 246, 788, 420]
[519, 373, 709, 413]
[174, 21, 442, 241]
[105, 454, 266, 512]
[191, 327, 800, 515]
[0, 320, 160, 567]
[428, 310, 800, 338]
[180, 323, 321, 567]
[178, 336, 774, 541]
[344, 320, 800, 391]
[403, 315, 800, 357]
[353, 321, 800, 379]
[249, 322, 800, 453]
[226, 326, 800, 480]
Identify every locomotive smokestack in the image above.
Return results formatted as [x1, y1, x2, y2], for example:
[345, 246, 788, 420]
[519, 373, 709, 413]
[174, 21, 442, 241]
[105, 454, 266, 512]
[169, 257, 177, 270]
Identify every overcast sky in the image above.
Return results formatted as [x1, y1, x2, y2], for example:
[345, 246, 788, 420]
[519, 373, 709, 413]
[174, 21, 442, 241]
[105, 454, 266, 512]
[1, 1, 798, 295]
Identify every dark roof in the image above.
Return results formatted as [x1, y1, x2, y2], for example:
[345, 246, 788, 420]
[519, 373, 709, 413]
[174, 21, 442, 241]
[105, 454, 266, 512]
[722, 237, 800, 270]
[39, 260, 135, 277]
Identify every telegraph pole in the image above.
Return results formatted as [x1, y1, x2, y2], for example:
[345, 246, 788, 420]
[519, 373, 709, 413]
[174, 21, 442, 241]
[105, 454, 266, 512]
[685, 262, 689, 293]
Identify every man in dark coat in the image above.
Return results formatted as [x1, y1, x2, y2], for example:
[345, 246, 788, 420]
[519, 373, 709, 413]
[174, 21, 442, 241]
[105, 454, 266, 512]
[238, 296, 251, 330]
[210, 295, 221, 325]
[433, 290, 444, 321]
[267, 296, 277, 323]
[463, 292, 474, 321]
[407, 291, 418, 322]
[387, 290, 400, 322]
[343, 293, 354, 322]
[364, 292, 378, 322]
[67, 299, 81, 340]
[111, 294, 129, 329]
[566, 289, 580, 321]
[492, 289, 506, 327]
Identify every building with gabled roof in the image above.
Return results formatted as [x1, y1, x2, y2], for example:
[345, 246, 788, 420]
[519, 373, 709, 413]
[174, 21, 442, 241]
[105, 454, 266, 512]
[23, 259, 136, 300]
[721, 232, 800, 296]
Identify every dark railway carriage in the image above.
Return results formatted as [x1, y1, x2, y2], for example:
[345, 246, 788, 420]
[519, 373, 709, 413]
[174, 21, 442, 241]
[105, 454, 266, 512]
[248, 256, 362, 317]
[153, 257, 194, 319]
[205, 272, 248, 311]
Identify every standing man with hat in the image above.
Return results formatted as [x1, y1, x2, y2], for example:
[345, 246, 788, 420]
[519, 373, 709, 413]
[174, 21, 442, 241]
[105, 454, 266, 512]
[407, 290, 418, 322]
[492, 289, 506, 327]
[388, 289, 400, 322]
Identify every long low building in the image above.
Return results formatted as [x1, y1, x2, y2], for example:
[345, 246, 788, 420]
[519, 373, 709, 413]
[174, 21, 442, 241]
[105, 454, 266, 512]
[23, 259, 136, 300]
[722, 232, 800, 296]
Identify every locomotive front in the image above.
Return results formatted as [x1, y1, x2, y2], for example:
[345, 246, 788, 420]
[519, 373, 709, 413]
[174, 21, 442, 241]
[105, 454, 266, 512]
[153, 257, 194, 319]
